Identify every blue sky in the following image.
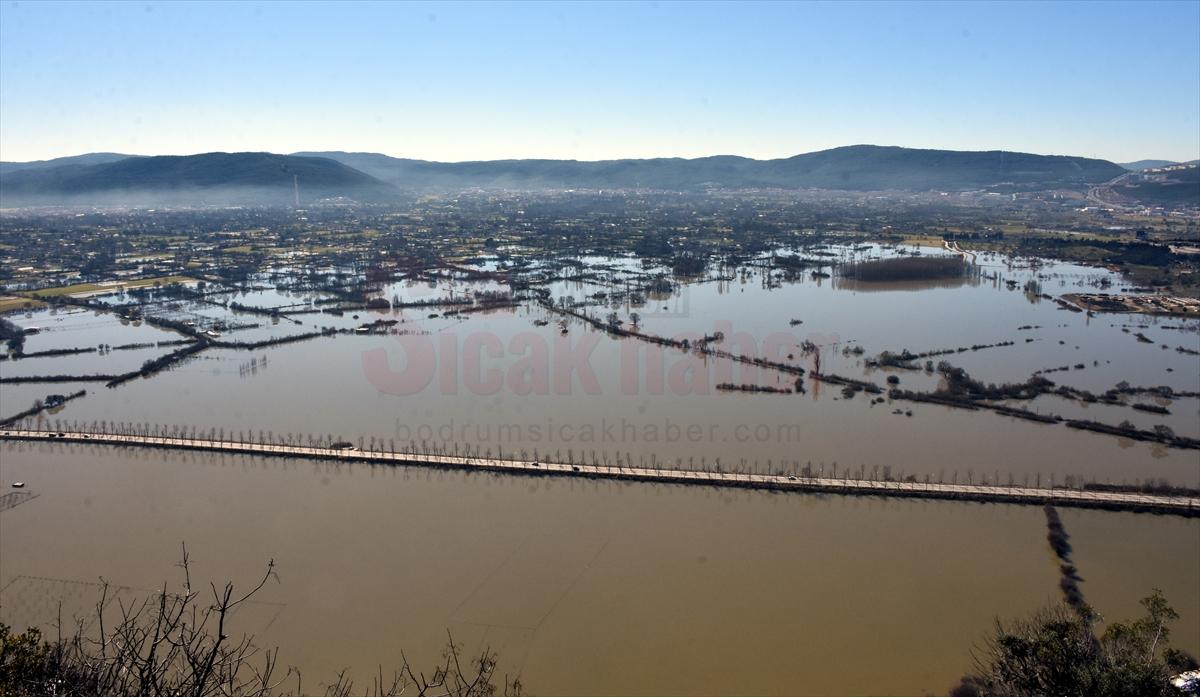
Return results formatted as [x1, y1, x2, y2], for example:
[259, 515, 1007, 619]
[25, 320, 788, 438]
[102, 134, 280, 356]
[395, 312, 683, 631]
[1, 1, 1198, 163]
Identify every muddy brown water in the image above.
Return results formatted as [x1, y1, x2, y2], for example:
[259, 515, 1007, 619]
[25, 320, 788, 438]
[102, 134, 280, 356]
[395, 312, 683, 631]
[1, 445, 1196, 696]
[1, 246, 1198, 693]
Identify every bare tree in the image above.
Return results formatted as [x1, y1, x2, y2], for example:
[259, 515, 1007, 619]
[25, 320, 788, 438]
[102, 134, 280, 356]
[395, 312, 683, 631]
[1, 545, 522, 697]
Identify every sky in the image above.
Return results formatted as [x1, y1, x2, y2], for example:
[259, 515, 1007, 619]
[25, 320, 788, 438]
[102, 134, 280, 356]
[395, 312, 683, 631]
[1, 0, 1198, 164]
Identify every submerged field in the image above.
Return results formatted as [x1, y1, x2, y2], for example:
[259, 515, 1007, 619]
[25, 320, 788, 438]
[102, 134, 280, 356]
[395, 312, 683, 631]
[1, 240, 1198, 692]
[6, 244, 1196, 482]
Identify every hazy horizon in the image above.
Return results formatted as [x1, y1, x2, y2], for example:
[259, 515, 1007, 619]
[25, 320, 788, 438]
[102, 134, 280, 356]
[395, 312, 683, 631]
[4, 142, 1188, 167]
[2, 3, 1198, 695]
[2, 1, 1198, 165]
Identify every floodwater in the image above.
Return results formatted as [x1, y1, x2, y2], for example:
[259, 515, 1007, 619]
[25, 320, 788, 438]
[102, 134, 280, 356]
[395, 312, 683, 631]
[2, 243, 1199, 692]
[1, 445, 1196, 696]
[10, 250, 1198, 485]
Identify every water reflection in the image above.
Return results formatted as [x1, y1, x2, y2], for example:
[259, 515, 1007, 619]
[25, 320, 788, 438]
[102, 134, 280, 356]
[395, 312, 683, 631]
[831, 274, 984, 292]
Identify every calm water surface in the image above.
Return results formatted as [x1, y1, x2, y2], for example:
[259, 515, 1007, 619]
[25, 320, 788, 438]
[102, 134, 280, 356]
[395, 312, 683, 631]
[1, 445, 1196, 696]
[2, 245, 1199, 693]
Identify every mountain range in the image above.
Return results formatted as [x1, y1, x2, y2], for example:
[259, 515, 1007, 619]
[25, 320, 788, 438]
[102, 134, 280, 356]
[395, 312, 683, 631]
[294, 146, 1125, 193]
[0, 145, 1133, 206]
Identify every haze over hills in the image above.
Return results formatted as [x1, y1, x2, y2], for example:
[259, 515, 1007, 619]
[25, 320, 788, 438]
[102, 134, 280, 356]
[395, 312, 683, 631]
[0, 152, 138, 176]
[296, 145, 1126, 192]
[0, 145, 1133, 207]
[0, 152, 392, 207]
[1118, 159, 1180, 171]
[1110, 163, 1200, 207]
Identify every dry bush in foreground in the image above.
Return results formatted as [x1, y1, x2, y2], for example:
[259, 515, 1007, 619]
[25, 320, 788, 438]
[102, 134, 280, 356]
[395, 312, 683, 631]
[0, 546, 522, 697]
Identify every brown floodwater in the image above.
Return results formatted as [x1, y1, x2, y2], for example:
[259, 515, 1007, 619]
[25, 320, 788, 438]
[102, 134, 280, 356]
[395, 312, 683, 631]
[2, 245, 1199, 693]
[12, 295, 1197, 487]
[1, 444, 1196, 696]
[8, 246, 1197, 485]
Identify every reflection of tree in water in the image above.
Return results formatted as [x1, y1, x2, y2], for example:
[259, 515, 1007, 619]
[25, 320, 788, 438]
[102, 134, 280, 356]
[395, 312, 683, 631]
[237, 354, 268, 378]
[0, 490, 39, 512]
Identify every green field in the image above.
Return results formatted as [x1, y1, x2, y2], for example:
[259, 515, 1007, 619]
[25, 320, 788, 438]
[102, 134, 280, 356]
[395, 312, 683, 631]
[24, 275, 198, 298]
[0, 295, 46, 313]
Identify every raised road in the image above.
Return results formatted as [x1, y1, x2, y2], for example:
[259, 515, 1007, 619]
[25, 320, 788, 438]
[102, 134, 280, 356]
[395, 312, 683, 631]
[2, 428, 1195, 516]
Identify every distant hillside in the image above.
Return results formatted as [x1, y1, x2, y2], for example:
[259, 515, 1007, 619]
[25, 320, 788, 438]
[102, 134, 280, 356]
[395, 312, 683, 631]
[291, 152, 430, 185]
[760, 146, 1125, 191]
[1, 146, 1128, 206]
[0, 152, 395, 206]
[297, 145, 1126, 192]
[0, 152, 138, 176]
[1112, 164, 1200, 207]
[1119, 159, 1177, 171]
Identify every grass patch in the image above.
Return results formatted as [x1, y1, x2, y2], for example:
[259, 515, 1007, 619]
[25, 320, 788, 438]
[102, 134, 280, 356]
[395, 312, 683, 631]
[1057, 245, 1112, 261]
[0, 295, 45, 313]
[902, 235, 945, 248]
[25, 275, 198, 298]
